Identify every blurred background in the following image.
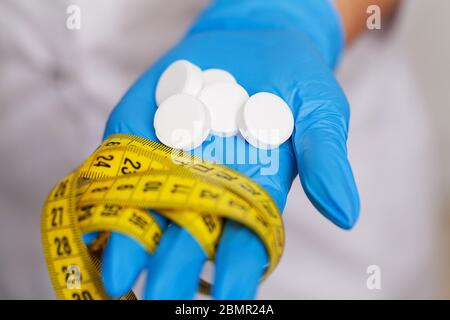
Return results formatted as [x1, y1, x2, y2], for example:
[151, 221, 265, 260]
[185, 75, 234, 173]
[0, 0, 449, 299]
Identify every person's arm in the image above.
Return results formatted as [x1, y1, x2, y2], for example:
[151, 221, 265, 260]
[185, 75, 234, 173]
[335, 0, 400, 44]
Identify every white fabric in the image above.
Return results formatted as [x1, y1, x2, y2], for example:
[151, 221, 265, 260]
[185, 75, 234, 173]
[0, 0, 442, 299]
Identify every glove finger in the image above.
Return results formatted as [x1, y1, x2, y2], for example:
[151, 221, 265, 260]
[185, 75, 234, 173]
[212, 220, 267, 300]
[293, 71, 360, 229]
[144, 224, 207, 300]
[102, 232, 149, 298]
[102, 211, 168, 298]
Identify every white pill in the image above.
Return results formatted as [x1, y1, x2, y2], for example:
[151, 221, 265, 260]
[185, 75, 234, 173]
[154, 93, 210, 151]
[239, 92, 294, 149]
[155, 60, 203, 106]
[202, 69, 237, 86]
[198, 82, 249, 137]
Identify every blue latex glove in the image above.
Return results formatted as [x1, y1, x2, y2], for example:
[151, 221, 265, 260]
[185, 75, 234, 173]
[93, 0, 360, 299]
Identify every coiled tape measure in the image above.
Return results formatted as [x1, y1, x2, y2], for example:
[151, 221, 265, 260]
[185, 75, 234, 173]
[41, 134, 284, 299]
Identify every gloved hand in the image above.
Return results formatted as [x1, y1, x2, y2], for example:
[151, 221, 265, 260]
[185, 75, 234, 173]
[91, 0, 360, 299]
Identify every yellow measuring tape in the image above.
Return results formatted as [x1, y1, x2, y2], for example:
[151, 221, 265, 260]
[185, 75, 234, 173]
[41, 134, 284, 299]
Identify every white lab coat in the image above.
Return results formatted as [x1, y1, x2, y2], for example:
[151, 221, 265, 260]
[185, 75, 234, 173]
[0, 0, 442, 299]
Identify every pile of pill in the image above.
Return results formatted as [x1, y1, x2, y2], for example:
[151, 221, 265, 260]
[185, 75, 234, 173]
[154, 60, 294, 151]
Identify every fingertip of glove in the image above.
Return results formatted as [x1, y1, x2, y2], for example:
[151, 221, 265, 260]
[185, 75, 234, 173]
[212, 221, 267, 299]
[102, 272, 126, 299]
[338, 189, 360, 230]
[143, 225, 206, 300]
[323, 190, 360, 230]
[102, 233, 148, 298]
[297, 133, 360, 230]
[301, 160, 360, 230]
[102, 260, 128, 299]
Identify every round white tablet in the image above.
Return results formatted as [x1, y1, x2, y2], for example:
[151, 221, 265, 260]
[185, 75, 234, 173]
[155, 60, 203, 106]
[154, 93, 210, 151]
[198, 82, 249, 137]
[202, 69, 237, 86]
[239, 92, 294, 149]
